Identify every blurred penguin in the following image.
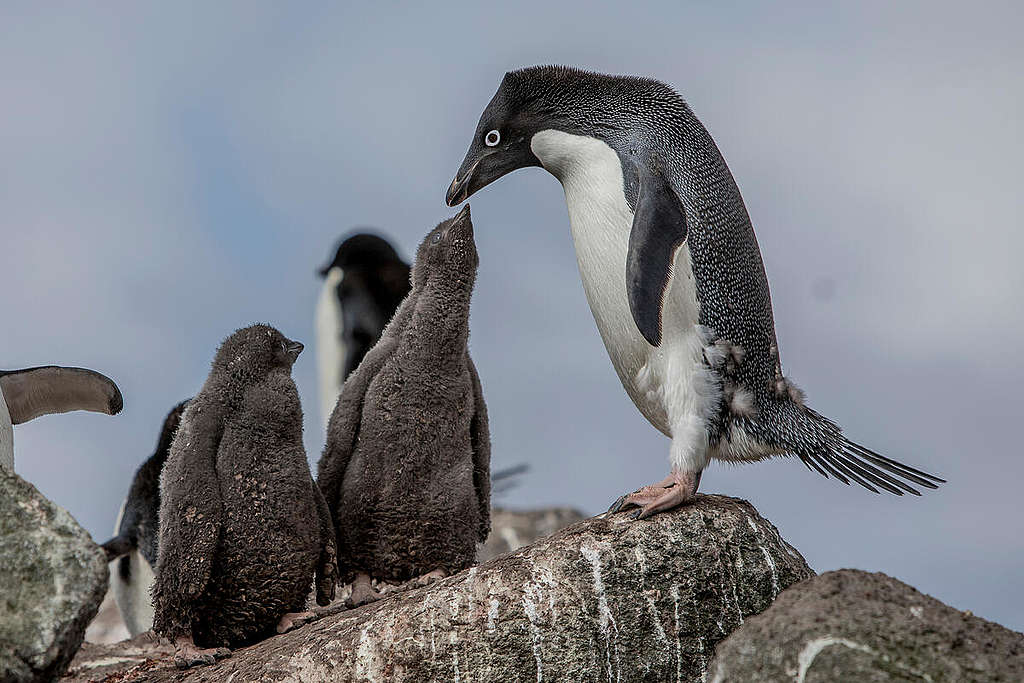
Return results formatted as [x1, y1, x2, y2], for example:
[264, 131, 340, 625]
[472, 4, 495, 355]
[101, 399, 189, 636]
[315, 233, 410, 428]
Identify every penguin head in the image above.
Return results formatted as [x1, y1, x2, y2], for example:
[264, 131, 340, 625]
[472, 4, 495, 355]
[411, 205, 478, 289]
[318, 233, 403, 278]
[213, 324, 305, 380]
[447, 65, 649, 206]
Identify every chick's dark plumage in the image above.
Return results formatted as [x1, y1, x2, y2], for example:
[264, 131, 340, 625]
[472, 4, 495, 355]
[152, 324, 336, 650]
[318, 207, 490, 586]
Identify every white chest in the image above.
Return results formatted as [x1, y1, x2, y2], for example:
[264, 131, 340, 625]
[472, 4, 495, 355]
[530, 130, 708, 437]
[1, 387, 14, 471]
[315, 267, 346, 429]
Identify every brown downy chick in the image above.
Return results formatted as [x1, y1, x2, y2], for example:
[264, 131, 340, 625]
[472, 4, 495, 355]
[152, 324, 337, 669]
[317, 205, 491, 606]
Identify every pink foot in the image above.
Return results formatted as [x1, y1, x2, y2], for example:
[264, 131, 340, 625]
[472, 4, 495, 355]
[276, 610, 317, 634]
[346, 572, 383, 608]
[608, 470, 702, 520]
[405, 568, 447, 590]
[173, 635, 231, 669]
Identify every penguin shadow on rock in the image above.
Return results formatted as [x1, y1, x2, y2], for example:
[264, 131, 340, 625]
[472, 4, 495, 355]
[1, 365, 122, 473]
[317, 205, 491, 608]
[151, 325, 338, 670]
[100, 399, 189, 638]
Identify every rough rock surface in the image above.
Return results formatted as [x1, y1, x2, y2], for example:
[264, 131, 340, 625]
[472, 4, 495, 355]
[479, 506, 586, 562]
[0, 468, 108, 682]
[64, 494, 812, 682]
[707, 569, 1024, 683]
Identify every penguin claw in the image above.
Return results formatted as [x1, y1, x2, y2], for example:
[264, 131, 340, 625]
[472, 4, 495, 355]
[608, 495, 629, 514]
[608, 471, 702, 520]
[172, 638, 230, 669]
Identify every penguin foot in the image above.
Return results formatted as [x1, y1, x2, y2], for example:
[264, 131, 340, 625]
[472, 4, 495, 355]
[406, 568, 447, 589]
[276, 610, 317, 634]
[608, 471, 701, 520]
[172, 636, 231, 669]
[346, 572, 383, 608]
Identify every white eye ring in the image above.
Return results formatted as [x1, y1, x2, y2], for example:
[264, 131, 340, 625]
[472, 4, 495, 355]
[484, 130, 500, 147]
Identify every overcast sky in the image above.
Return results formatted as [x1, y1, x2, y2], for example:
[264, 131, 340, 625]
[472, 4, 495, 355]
[3, 2, 1021, 631]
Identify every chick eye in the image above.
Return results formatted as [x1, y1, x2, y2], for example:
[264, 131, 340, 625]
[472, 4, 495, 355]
[484, 130, 500, 147]
[280, 341, 288, 352]
[431, 232, 443, 244]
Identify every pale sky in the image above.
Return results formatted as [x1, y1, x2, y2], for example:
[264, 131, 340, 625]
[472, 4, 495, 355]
[3, 2, 1022, 630]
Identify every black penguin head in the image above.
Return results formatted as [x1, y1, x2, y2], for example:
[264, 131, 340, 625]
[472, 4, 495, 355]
[213, 324, 304, 379]
[411, 205, 478, 289]
[318, 233, 403, 278]
[447, 65, 659, 206]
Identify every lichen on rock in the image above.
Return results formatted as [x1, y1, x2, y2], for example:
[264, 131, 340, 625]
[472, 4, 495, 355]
[0, 468, 108, 682]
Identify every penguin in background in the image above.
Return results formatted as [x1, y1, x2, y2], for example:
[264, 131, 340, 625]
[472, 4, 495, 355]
[101, 399, 189, 637]
[1, 366, 122, 472]
[447, 66, 944, 518]
[315, 233, 410, 428]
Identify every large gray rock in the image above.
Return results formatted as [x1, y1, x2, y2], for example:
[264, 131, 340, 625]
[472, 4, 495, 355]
[0, 468, 108, 682]
[65, 494, 813, 682]
[707, 569, 1024, 683]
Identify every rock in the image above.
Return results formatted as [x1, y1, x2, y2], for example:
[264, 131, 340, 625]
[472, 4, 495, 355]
[706, 569, 1024, 682]
[0, 468, 108, 682]
[479, 506, 586, 561]
[64, 494, 812, 682]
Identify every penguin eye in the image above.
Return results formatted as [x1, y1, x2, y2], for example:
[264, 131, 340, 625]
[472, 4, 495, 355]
[484, 130, 500, 147]
[431, 232, 443, 244]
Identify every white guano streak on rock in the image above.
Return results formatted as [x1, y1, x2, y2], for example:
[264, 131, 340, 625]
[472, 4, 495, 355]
[795, 636, 935, 683]
[747, 515, 780, 596]
[521, 586, 544, 683]
[581, 544, 621, 683]
[670, 584, 682, 683]
[487, 598, 499, 632]
[633, 546, 668, 645]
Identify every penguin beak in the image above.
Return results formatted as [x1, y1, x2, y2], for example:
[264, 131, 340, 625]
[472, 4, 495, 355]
[448, 204, 474, 238]
[446, 143, 541, 207]
[286, 340, 304, 362]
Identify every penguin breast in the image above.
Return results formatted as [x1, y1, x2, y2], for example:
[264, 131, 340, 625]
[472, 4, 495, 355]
[531, 130, 707, 436]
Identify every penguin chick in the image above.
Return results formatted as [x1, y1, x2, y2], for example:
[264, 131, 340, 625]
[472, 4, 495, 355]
[446, 66, 944, 518]
[317, 205, 490, 607]
[100, 399, 189, 637]
[315, 233, 411, 428]
[1, 365, 122, 472]
[152, 325, 337, 669]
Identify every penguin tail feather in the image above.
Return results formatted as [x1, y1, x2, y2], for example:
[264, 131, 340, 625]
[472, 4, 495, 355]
[796, 408, 945, 496]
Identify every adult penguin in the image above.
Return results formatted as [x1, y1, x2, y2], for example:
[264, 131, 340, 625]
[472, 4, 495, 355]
[446, 66, 943, 518]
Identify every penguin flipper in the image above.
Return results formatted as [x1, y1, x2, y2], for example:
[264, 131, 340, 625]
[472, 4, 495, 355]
[468, 356, 492, 542]
[626, 164, 688, 347]
[0, 366, 123, 424]
[317, 333, 399, 526]
[152, 409, 223, 635]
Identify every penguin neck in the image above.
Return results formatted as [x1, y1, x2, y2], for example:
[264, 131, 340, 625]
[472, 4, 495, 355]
[1, 389, 13, 472]
[408, 279, 473, 353]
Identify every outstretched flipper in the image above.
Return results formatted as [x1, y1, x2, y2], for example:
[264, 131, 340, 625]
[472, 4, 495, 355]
[151, 405, 224, 639]
[0, 366, 122, 424]
[467, 357, 492, 542]
[625, 161, 688, 347]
